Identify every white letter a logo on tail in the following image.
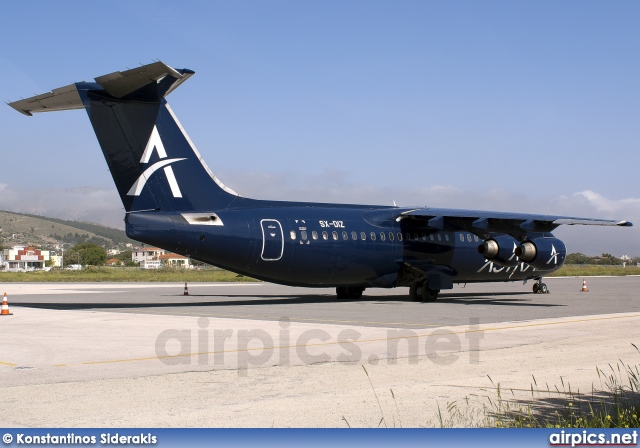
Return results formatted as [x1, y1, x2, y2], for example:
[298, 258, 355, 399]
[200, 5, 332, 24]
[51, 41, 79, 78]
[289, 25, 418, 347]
[127, 126, 186, 197]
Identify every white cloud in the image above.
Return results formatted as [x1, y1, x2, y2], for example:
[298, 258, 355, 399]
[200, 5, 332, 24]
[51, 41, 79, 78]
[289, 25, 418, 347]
[572, 190, 640, 214]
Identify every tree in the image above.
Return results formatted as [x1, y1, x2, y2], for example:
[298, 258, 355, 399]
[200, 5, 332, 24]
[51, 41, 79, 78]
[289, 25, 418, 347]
[596, 253, 622, 266]
[115, 250, 132, 263]
[565, 253, 591, 265]
[63, 243, 107, 267]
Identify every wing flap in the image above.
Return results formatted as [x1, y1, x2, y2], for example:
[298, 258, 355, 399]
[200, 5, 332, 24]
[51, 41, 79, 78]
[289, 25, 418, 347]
[552, 218, 632, 227]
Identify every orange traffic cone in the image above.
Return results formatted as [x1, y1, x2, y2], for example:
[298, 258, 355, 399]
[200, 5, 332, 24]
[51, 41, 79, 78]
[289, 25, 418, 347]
[184, 282, 189, 296]
[580, 279, 589, 292]
[1, 293, 13, 316]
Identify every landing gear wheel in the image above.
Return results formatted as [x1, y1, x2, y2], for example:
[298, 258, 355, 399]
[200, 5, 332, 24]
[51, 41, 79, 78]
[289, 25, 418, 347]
[409, 282, 423, 302]
[410, 281, 439, 302]
[346, 287, 364, 300]
[421, 285, 439, 302]
[533, 281, 549, 294]
[336, 286, 364, 300]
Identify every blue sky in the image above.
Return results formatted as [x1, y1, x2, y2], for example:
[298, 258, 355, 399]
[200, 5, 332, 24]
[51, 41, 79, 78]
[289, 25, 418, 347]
[1, 1, 639, 255]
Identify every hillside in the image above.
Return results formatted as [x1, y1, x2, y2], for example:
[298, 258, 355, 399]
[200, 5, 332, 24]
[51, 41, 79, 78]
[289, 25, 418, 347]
[0, 210, 136, 249]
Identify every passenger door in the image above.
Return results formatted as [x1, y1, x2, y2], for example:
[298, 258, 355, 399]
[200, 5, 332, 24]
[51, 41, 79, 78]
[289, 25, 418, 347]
[260, 219, 284, 261]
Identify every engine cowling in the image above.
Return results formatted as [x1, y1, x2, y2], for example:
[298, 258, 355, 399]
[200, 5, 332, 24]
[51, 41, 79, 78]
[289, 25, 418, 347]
[477, 234, 519, 267]
[515, 237, 566, 270]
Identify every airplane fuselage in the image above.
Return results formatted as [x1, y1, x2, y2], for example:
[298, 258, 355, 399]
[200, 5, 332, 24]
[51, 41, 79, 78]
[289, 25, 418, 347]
[126, 201, 555, 288]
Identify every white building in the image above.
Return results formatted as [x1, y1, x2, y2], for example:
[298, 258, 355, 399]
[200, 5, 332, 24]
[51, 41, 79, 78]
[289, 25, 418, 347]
[158, 253, 192, 269]
[132, 247, 165, 269]
[50, 255, 63, 268]
[2, 246, 50, 271]
[132, 247, 191, 269]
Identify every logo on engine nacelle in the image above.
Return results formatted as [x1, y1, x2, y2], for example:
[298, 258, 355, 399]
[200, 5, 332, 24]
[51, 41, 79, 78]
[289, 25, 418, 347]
[547, 244, 558, 265]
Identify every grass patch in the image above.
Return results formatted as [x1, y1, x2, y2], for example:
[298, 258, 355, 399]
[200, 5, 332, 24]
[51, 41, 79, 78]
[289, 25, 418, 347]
[551, 265, 640, 277]
[439, 345, 640, 428]
[0, 267, 257, 282]
[348, 346, 640, 428]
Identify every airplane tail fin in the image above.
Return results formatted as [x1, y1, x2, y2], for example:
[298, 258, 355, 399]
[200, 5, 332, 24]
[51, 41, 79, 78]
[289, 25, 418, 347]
[9, 61, 240, 213]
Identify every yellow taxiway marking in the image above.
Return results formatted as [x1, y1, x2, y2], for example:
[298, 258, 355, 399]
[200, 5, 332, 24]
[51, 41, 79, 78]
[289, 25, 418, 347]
[52, 312, 639, 367]
[0, 361, 17, 367]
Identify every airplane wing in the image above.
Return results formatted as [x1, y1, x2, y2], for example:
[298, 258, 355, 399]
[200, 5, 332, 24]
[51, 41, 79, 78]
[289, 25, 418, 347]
[395, 207, 632, 236]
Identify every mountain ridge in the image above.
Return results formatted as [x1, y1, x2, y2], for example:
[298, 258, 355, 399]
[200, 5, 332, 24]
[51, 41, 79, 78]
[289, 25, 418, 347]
[0, 210, 135, 249]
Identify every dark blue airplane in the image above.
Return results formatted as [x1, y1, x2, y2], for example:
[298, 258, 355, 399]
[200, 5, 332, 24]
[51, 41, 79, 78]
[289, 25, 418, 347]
[9, 62, 633, 301]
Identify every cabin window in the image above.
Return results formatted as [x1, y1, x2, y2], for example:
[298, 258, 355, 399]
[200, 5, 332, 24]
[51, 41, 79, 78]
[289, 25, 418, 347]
[414, 233, 419, 241]
[312, 231, 318, 240]
[370, 232, 376, 241]
[351, 231, 357, 240]
[322, 231, 328, 240]
[332, 231, 338, 240]
[397, 232, 403, 241]
[406, 233, 411, 241]
[389, 232, 394, 241]
[467, 234, 472, 242]
[380, 232, 386, 241]
[437, 234, 442, 241]
[361, 232, 366, 240]
[474, 235, 479, 242]
[430, 234, 434, 242]
[290, 230, 296, 240]
[422, 233, 427, 242]
[342, 231, 348, 240]
[459, 234, 464, 242]
[445, 234, 449, 242]
[301, 231, 307, 240]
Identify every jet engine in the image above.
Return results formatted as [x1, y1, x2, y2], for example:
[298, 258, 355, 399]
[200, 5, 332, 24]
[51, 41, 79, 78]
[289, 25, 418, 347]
[477, 234, 519, 267]
[514, 237, 566, 270]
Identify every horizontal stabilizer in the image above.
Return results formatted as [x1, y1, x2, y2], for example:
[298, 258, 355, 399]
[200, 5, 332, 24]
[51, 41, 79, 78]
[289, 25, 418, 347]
[94, 61, 189, 98]
[8, 61, 193, 116]
[9, 84, 83, 116]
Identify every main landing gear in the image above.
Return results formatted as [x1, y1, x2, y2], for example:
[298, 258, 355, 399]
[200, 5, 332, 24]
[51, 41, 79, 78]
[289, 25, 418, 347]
[409, 280, 439, 302]
[336, 286, 365, 300]
[532, 278, 549, 294]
